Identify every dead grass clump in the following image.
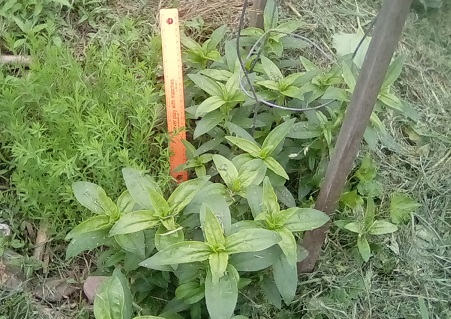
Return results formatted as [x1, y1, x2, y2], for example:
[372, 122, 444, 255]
[179, 0, 247, 29]
[111, 0, 249, 30]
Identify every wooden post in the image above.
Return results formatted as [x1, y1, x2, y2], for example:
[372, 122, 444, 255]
[0, 55, 32, 65]
[250, 0, 267, 29]
[297, 0, 413, 273]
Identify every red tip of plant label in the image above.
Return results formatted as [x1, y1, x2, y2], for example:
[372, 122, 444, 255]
[167, 18, 173, 25]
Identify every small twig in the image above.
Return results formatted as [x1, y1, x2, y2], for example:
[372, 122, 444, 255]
[0, 55, 32, 65]
[33, 222, 48, 263]
[286, 2, 302, 18]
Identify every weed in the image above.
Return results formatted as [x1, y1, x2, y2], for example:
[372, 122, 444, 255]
[0, 41, 171, 240]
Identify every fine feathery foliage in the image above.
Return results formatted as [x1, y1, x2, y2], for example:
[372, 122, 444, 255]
[0, 41, 171, 238]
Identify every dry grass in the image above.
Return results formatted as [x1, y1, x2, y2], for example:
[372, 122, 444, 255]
[111, 0, 250, 29]
[283, 1, 451, 318]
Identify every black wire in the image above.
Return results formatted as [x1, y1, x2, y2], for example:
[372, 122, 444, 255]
[248, 1, 277, 73]
[351, 16, 378, 73]
[235, 0, 377, 118]
[236, 0, 336, 117]
[237, 0, 261, 131]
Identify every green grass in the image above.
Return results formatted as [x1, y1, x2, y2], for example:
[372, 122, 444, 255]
[1, 0, 450, 318]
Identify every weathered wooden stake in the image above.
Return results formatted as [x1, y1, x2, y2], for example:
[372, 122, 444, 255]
[249, 0, 267, 29]
[298, 0, 413, 273]
[0, 55, 32, 65]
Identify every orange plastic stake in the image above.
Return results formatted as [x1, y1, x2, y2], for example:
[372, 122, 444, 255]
[160, 9, 188, 183]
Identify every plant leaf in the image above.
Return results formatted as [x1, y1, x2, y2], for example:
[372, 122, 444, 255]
[275, 186, 296, 208]
[225, 122, 256, 142]
[262, 177, 280, 214]
[224, 40, 238, 72]
[154, 225, 185, 251]
[284, 208, 330, 232]
[225, 228, 280, 254]
[201, 204, 226, 246]
[114, 232, 146, 258]
[122, 168, 162, 209]
[264, 157, 289, 180]
[190, 192, 232, 235]
[168, 176, 210, 214]
[238, 159, 267, 189]
[225, 136, 261, 157]
[287, 121, 322, 139]
[117, 191, 136, 214]
[50, 0, 72, 7]
[300, 56, 319, 72]
[261, 56, 283, 81]
[273, 254, 297, 305]
[368, 220, 398, 235]
[93, 269, 133, 319]
[212, 155, 239, 189]
[261, 277, 282, 309]
[72, 182, 116, 215]
[383, 55, 405, 88]
[332, 29, 371, 68]
[65, 215, 112, 240]
[275, 227, 297, 267]
[264, 0, 278, 31]
[139, 241, 211, 269]
[200, 69, 234, 82]
[209, 252, 229, 284]
[175, 281, 205, 305]
[357, 235, 371, 262]
[343, 222, 362, 234]
[271, 207, 298, 228]
[341, 61, 356, 90]
[181, 35, 202, 51]
[194, 110, 224, 139]
[195, 96, 227, 117]
[66, 229, 111, 259]
[275, 20, 305, 33]
[390, 193, 420, 224]
[205, 265, 239, 319]
[355, 154, 377, 182]
[280, 86, 304, 99]
[109, 210, 159, 236]
[229, 245, 281, 271]
[257, 80, 280, 91]
[147, 188, 170, 216]
[207, 25, 227, 51]
[246, 185, 264, 218]
[378, 92, 404, 112]
[188, 74, 223, 97]
[364, 196, 375, 228]
[262, 119, 295, 155]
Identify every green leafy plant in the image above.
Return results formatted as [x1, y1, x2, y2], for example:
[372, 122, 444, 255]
[336, 196, 398, 262]
[62, 1, 417, 317]
[238, 0, 307, 57]
[250, 177, 329, 304]
[390, 192, 421, 224]
[225, 119, 295, 180]
[0, 42, 171, 239]
[182, 25, 228, 69]
[0, 0, 70, 51]
[66, 166, 329, 318]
